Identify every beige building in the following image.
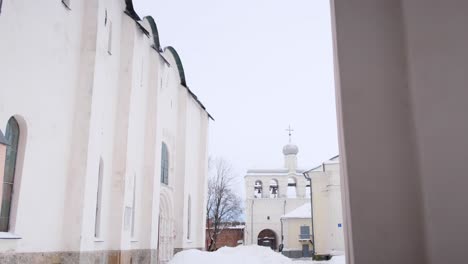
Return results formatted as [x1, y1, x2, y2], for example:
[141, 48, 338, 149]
[281, 156, 344, 258]
[0, 1, 211, 263]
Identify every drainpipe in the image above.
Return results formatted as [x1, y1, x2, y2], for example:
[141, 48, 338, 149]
[303, 170, 315, 259]
[280, 218, 284, 243]
[281, 200, 286, 243]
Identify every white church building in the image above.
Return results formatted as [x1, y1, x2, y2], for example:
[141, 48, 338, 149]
[244, 139, 344, 258]
[0, 1, 211, 263]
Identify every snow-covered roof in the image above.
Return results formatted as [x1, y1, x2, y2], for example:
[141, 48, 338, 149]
[227, 225, 245, 230]
[304, 155, 340, 173]
[245, 168, 306, 177]
[281, 203, 311, 219]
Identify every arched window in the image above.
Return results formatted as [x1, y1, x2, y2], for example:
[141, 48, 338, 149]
[187, 195, 191, 240]
[287, 177, 297, 198]
[160, 142, 169, 185]
[1, 117, 20, 232]
[94, 157, 104, 238]
[269, 179, 279, 198]
[254, 180, 263, 198]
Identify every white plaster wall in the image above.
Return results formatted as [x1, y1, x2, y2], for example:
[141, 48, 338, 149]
[0, 1, 84, 252]
[78, 0, 125, 252]
[309, 172, 330, 255]
[244, 197, 309, 246]
[0, 0, 210, 256]
[326, 164, 344, 253]
[181, 96, 208, 249]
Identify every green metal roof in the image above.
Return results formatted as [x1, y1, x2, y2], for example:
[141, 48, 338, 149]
[143, 16, 161, 51]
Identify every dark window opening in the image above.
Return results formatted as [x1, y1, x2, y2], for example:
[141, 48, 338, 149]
[160, 142, 169, 185]
[0, 117, 20, 232]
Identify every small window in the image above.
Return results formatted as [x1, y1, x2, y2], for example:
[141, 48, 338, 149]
[0, 0, 3, 14]
[269, 179, 279, 198]
[187, 196, 191, 240]
[62, 0, 71, 9]
[287, 177, 297, 198]
[94, 158, 104, 238]
[107, 20, 113, 55]
[300, 226, 310, 240]
[160, 143, 169, 185]
[254, 180, 263, 198]
[131, 174, 137, 238]
[305, 183, 311, 198]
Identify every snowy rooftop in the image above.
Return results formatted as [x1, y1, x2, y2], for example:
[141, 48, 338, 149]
[281, 203, 311, 219]
[245, 168, 306, 176]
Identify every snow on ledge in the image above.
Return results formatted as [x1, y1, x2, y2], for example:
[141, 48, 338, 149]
[0, 232, 22, 239]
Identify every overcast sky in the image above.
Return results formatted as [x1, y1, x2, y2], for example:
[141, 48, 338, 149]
[134, 0, 338, 194]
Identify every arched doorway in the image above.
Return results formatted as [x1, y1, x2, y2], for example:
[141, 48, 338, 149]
[257, 229, 277, 250]
[157, 189, 174, 264]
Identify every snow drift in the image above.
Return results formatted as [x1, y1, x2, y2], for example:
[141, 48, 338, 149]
[169, 245, 346, 264]
[169, 245, 292, 264]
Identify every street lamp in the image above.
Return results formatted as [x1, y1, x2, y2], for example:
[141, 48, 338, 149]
[303, 170, 315, 259]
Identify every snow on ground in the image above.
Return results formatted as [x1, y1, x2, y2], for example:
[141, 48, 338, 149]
[169, 245, 345, 264]
[293, 255, 345, 264]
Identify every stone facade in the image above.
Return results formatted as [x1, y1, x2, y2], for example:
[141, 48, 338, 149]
[0, 250, 156, 264]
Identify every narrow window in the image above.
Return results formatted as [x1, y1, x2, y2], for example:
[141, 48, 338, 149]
[305, 183, 311, 198]
[269, 179, 279, 198]
[94, 158, 104, 238]
[300, 226, 310, 240]
[107, 20, 113, 55]
[0, 0, 3, 14]
[62, 0, 71, 9]
[254, 180, 263, 198]
[160, 143, 169, 185]
[131, 174, 136, 238]
[0, 117, 20, 232]
[187, 196, 191, 240]
[287, 177, 297, 198]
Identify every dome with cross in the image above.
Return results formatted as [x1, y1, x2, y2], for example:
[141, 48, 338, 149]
[283, 125, 299, 155]
[283, 143, 299, 155]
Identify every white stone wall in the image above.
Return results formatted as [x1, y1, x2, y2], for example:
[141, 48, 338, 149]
[244, 169, 311, 247]
[0, 0, 210, 258]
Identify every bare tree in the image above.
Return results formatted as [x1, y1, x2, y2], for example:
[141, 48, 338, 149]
[206, 157, 242, 251]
